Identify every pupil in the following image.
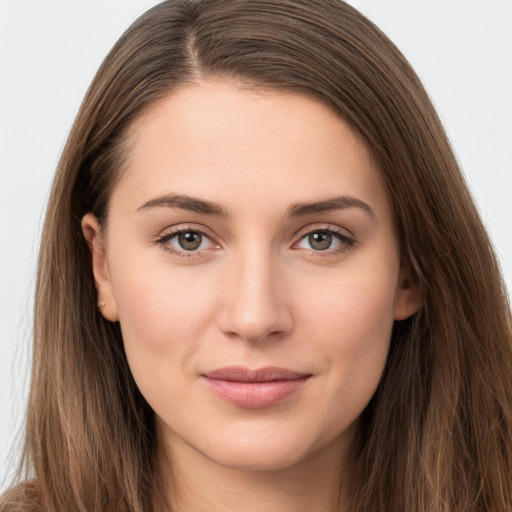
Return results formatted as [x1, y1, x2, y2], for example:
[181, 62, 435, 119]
[178, 232, 202, 250]
[309, 231, 332, 251]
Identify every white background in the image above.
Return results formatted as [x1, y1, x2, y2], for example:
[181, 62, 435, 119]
[1, 0, 511, 489]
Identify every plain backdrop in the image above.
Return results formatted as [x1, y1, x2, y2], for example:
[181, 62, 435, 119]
[1, 0, 511, 489]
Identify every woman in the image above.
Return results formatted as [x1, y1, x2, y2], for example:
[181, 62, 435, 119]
[2, 0, 511, 510]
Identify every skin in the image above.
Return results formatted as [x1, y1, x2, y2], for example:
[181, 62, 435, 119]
[82, 80, 421, 511]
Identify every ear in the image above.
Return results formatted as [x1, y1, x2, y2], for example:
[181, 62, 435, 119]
[81, 213, 119, 322]
[393, 262, 423, 321]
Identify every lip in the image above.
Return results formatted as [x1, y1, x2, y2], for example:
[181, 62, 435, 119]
[201, 366, 311, 409]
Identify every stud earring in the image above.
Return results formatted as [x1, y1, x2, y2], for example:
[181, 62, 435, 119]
[98, 301, 105, 308]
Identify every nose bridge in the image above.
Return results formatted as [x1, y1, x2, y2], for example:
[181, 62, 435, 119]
[218, 245, 292, 343]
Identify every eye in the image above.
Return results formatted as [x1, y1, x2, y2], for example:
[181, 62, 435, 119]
[302, 231, 338, 251]
[172, 231, 207, 251]
[295, 228, 354, 253]
[156, 227, 218, 256]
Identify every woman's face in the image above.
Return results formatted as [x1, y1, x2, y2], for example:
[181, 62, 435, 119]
[83, 81, 420, 472]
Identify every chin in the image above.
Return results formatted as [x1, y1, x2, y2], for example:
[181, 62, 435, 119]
[198, 425, 336, 473]
[209, 444, 307, 472]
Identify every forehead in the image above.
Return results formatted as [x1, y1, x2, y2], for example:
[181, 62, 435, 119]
[112, 80, 389, 216]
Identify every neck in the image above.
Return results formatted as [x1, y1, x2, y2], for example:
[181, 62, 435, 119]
[158, 431, 352, 512]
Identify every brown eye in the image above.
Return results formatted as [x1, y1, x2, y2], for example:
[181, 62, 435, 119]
[178, 231, 203, 251]
[308, 231, 333, 251]
[158, 227, 217, 256]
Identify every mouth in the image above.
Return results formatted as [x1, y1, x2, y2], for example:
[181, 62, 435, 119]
[201, 366, 312, 409]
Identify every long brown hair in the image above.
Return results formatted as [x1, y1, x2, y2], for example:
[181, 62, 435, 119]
[2, 1, 511, 510]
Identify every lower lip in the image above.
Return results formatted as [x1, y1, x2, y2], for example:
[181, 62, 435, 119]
[203, 377, 310, 409]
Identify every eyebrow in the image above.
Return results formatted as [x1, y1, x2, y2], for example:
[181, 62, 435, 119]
[137, 193, 230, 217]
[136, 193, 374, 219]
[286, 196, 375, 219]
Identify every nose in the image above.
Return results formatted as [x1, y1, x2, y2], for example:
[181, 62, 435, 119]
[216, 250, 294, 344]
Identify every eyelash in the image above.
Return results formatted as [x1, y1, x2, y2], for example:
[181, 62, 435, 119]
[294, 225, 355, 257]
[154, 224, 218, 259]
[154, 224, 355, 259]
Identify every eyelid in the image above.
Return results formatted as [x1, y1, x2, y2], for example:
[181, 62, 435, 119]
[292, 223, 356, 253]
[294, 223, 354, 241]
[156, 222, 218, 241]
[154, 223, 221, 258]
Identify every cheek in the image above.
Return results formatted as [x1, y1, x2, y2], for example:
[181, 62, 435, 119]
[109, 260, 225, 419]
[296, 260, 398, 421]
[299, 254, 398, 343]
[107, 249, 223, 401]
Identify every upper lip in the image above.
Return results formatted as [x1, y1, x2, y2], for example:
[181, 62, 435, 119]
[202, 366, 311, 382]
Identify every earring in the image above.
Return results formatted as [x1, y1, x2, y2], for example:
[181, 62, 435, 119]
[98, 301, 105, 308]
